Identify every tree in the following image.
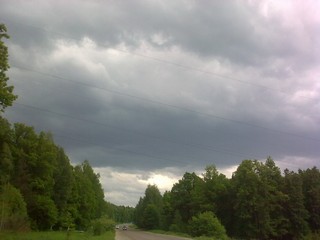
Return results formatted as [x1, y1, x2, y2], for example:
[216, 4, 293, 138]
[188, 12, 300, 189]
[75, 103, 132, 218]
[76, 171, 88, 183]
[28, 194, 58, 230]
[282, 169, 310, 239]
[300, 167, 320, 232]
[231, 159, 287, 239]
[169, 210, 184, 232]
[202, 165, 231, 230]
[161, 191, 174, 230]
[134, 197, 144, 228]
[0, 116, 13, 184]
[170, 172, 204, 227]
[232, 160, 265, 238]
[144, 185, 162, 208]
[258, 157, 288, 238]
[72, 160, 106, 229]
[10, 126, 59, 230]
[52, 148, 74, 229]
[134, 185, 163, 229]
[143, 204, 160, 229]
[106, 204, 134, 223]
[189, 211, 228, 239]
[0, 23, 17, 112]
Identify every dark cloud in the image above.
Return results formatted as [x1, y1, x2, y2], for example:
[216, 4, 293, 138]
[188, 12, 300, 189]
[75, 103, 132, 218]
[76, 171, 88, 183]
[1, 0, 320, 206]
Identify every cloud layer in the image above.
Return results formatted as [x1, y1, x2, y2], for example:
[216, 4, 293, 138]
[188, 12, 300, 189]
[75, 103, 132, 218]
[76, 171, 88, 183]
[1, 0, 319, 206]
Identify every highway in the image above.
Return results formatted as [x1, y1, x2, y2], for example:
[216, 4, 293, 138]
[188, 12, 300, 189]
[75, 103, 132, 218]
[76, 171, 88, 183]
[115, 228, 192, 240]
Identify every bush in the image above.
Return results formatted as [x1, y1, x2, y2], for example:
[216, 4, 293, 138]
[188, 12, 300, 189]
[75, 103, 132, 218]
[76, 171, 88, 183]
[189, 211, 228, 240]
[303, 232, 320, 240]
[90, 217, 115, 236]
[169, 224, 180, 232]
[0, 184, 30, 231]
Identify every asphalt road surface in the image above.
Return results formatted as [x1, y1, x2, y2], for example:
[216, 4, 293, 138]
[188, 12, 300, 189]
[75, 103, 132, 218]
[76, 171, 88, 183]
[115, 229, 192, 240]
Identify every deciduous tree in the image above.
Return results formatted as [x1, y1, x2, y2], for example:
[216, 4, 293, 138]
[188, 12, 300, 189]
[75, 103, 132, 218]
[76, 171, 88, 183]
[300, 167, 320, 232]
[0, 23, 17, 112]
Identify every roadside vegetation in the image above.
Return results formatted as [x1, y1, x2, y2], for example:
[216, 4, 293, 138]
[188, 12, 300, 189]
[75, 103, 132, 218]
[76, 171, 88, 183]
[0, 231, 115, 240]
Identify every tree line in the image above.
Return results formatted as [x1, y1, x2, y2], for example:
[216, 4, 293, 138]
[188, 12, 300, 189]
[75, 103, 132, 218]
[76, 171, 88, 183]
[0, 116, 129, 231]
[134, 158, 320, 239]
[0, 112, 135, 232]
[0, 23, 134, 232]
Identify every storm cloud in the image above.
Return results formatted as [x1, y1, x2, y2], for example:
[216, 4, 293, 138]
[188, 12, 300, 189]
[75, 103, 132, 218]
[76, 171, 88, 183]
[1, 0, 319, 206]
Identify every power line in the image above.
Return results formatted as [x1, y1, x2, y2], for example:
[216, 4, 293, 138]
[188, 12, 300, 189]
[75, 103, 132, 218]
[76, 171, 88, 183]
[12, 101, 262, 160]
[5, 19, 313, 101]
[5, 20, 318, 144]
[53, 132, 191, 167]
[12, 65, 320, 143]
[10, 70, 287, 155]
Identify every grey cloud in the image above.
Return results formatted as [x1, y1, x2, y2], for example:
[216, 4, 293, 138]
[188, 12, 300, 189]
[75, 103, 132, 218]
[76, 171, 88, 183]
[1, 0, 319, 206]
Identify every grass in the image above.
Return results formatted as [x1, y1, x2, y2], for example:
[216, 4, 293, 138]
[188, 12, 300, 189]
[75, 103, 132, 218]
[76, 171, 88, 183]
[0, 231, 115, 240]
[149, 229, 231, 240]
[149, 229, 192, 238]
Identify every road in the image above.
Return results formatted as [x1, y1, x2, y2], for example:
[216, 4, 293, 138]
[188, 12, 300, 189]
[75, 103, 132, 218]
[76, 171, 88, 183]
[115, 229, 192, 240]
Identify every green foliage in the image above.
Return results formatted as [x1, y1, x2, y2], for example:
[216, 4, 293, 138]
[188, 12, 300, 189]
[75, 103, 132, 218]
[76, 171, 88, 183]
[53, 148, 75, 230]
[0, 23, 17, 112]
[231, 158, 288, 239]
[0, 184, 29, 231]
[202, 165, 231, 230]
[282, 169, 310, 239]
[134, 197, 144, 227]
[303, 232, 320, 240]
[134, 185, 163, 229]
[72, 161, 106, 230]
[189, 211, 227, 239]
[28, 195, 58, 230]
[170, 172, 204, 226]
[300, 167, 320, 232]
[0, 117, 13, 184]
[0, 117, 110, 232]
[143, 204, 160, 229]
[169, 210, 184, 233]
[90, 217, 115, 236]
[136, 158, 319, 240]
[104, 202, 134, 223]
[0, 230, 115, 240]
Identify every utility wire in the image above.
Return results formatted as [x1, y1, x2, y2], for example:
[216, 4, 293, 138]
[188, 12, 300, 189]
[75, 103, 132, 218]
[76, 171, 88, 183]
[10, 70, 290, 159]
[53, 132, 191, 167]
[5, 19, 314, 100]
[5, 20, 318, 143]
[10, 72, 286, 155]
[12, 101, 262, 160]
[12, 65, 320, 143]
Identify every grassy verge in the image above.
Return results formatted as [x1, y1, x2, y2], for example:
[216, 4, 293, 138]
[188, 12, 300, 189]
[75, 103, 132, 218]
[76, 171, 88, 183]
[149, 229, 192, 238]
[0, 231, 115, 240]
[149, 230, 232, 240]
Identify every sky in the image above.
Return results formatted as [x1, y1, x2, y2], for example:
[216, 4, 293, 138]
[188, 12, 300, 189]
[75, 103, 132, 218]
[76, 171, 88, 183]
[1, 0, 319, 207]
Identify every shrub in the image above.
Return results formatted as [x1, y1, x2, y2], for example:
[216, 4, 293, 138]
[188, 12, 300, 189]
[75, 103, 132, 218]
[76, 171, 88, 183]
[90, 217, 115, 236]
[0, 184, 29, 231]
[189, 211, 228, 240]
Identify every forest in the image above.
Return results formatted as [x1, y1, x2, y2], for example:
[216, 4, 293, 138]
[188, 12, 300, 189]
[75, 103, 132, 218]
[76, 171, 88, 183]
[134, 160, 320, 239]
[0, 23, 134, 233]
